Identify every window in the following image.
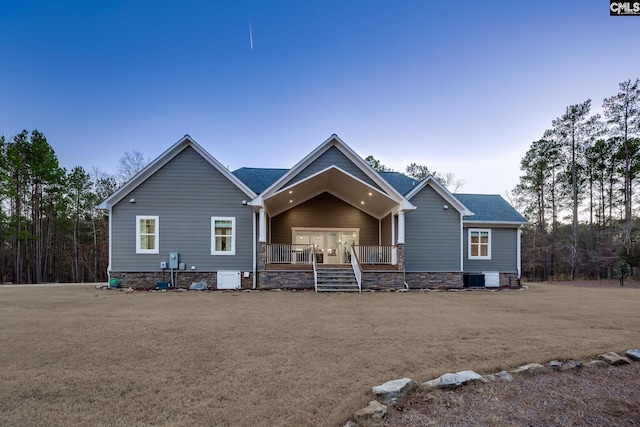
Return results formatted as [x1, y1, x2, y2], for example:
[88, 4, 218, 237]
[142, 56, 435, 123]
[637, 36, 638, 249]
[212, 217, 235, 255]
[136, 215, 159, 254]
[469, 229, 491, 259]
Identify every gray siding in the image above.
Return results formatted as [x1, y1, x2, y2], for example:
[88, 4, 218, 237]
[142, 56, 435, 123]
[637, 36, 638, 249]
[111, 146, 254, 272]
[463, 227, 518, 272]
[271, 192, 379, 245]
[284, 146, 381, 190]
[405, 185, 461, 271]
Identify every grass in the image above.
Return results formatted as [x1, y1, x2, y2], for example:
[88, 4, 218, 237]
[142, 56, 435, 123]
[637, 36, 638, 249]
[0, 283, 638, 426]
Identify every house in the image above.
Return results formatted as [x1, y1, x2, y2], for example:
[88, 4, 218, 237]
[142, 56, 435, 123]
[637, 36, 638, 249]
[98, 134, 527, 291]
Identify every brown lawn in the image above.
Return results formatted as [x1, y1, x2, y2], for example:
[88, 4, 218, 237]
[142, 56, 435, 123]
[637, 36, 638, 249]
[0, 283, 638, 426]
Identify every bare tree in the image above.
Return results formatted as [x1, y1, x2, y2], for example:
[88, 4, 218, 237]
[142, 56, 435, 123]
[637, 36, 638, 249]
[117, 150, 148, 185]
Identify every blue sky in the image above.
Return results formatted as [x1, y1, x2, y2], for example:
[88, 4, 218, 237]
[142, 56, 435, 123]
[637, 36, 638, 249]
[1, 0, 639, 195]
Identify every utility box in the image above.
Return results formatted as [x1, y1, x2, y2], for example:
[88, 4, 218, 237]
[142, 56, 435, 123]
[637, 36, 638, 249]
[483, 272, 500, 288]
[169, 252, 179, 269]
[217, 271, 241, 290]
[156, 281, 170, 289]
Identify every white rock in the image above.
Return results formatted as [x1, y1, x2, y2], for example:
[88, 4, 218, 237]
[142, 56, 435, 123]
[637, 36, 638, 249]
[422, 370, 485, 389]
[372, 378, 416, 403]
[625, 349, 640, 361]
[511, 363, 548, 375]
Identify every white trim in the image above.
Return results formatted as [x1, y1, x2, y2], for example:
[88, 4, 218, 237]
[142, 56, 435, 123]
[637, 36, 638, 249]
[460, 213, 464, 271]
[517, 226, 522, 278]
[136, 215, 159, 254]
[392, 215, 396, 245]
[258, 209, 266, 242]
[211, 217, 236, 255]
[98, 135, 256, 209]
[256, 135, 413, 208]
[468, 228, 491, 260]
[463, 220, 528, 226]
[405, 176, 473, 217]
[397, 211, 405, 244]
[108, 206, 113, 276]
[252, 210, 257, 289]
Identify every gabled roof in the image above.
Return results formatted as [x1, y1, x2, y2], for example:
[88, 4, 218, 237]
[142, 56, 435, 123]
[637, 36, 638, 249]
[405, 175, 474, 216]
[232, 169, 420, 197]
[97, 135, 256, 209]
[232, 168, 288, 194]
[454, 194, 528, 224]
[251, 134, 416, 217]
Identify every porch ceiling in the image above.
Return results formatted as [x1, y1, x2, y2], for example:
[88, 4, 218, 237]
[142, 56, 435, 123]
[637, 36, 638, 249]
[264, 167, 400, 219]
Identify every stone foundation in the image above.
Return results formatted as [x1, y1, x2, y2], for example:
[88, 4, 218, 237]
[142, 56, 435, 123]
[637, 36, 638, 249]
[257, 270, 315, 290]
[404, 272, 464, 289]
[361, 271, 406, 290]
[110, 270, 521, 291]
[109, 271, 253, 290]
[500, 272, 521, 288]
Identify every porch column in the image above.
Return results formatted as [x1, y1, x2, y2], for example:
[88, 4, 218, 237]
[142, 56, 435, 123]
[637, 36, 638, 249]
[397, 211, 405, 244]
[259, 208, 266, 243]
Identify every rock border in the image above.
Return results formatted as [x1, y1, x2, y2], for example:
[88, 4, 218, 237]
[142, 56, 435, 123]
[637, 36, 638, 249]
[346, 349, 639, 425]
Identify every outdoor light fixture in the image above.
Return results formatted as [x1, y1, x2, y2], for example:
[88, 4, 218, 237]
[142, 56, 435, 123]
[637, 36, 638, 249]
[129, 198, 136, 203]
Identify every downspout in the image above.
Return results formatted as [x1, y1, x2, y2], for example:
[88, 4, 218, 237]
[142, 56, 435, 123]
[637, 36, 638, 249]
[460, 213, 464, 272]
[517, 225, 522, 279]
[107, 205, 113, 282]
[252, 210, 257, 289]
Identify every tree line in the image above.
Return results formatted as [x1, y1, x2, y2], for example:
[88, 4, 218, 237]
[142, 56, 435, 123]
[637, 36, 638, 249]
[0, 131, 146, 283]
[514, 78, 640, 281]
[6, 79, 637, 284]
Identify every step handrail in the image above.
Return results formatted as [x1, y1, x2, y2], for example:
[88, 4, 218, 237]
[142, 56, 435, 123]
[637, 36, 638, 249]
[312, 246, 318, 293]
[350, 245, 362, 292]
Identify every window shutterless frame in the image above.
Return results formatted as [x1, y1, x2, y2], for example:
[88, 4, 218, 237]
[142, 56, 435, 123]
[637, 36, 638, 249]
[212, 217, 235, 255]
[468, 228, 491, 260]
[136, 215, 159, 254]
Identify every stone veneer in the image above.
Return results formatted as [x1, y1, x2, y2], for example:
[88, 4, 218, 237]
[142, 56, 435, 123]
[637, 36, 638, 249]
[110, 269, 520, 291]
[109, 271, 253, 290]
[404, 272, 465, 289]
[361, 271, 406, 289]
[500, 272, 521, 288]
[257, 270, 315, 290]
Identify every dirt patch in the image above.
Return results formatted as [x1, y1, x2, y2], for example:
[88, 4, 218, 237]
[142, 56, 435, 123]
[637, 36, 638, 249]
[382, 362, 640, 426]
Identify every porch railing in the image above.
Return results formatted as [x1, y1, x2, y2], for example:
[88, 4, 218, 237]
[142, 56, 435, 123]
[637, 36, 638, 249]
[353, 245, 397, 265]
[266, 244, 315, 264]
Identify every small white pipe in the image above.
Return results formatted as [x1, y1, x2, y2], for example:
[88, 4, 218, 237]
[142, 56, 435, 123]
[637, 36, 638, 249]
[252, 210, 257, 289]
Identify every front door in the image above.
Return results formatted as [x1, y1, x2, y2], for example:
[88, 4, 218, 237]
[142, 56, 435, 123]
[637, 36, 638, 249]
[292, 228, 359, 264]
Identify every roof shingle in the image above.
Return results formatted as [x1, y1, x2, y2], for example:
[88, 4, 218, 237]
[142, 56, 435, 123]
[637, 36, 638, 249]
[454, 194, 527, 224]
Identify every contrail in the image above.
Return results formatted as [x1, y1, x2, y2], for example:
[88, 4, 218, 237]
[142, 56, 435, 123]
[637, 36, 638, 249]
[249, 19, 253, 50]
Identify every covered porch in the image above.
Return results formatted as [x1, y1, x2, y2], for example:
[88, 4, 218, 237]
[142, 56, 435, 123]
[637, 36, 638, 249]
[250, 165, 414, 290]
